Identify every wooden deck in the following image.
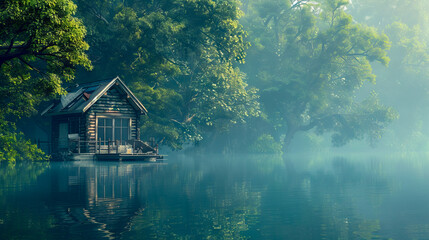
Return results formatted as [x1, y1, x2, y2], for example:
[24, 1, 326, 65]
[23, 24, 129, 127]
[95, 153, 165, 162]
[47, 138, 165, 161]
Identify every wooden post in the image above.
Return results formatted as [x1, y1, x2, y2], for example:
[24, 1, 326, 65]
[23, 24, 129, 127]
[108, 139, 111, 154]
[98, 138, 101, 154]
[78, 138, 81, 153]
[116, 140, 119, 154]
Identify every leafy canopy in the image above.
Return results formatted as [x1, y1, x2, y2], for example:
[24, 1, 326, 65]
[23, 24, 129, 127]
[0, 0, 91, 118]
[241, 0, 396, 148]
[76, 0, 259, 149]
[0, 0, 91, 161]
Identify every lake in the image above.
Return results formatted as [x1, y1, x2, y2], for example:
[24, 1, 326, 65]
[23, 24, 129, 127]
[1, 154, 429, 239]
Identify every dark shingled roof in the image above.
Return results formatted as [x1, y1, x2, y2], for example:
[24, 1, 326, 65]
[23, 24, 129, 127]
[41, 76, 147, 116]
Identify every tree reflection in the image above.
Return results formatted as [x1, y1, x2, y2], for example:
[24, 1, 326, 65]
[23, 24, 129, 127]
[0, 161, 50, 240]
[0, 161, 48, 193]
[3, 155, 429, 239]
[256, 156, 392, 239]
[121, 156, 263, 239]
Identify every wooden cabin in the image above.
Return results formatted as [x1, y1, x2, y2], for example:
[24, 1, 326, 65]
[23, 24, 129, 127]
[42, 77, 161, 161]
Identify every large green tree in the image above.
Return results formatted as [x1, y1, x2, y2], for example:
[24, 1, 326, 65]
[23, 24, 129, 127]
[0, 0, 91, 161]
[75, 0, 259, 149]
[347, 0, 429, 151]
[241, 0, 397, 150]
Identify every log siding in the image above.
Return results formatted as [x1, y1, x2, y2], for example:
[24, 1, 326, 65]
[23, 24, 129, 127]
[45, 77, 146, 155]
[85, 86, 139, 152]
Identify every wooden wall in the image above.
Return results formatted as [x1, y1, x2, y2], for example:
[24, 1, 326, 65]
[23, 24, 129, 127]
[51, 114, 86, 153]
[50, 85, 142, 154]
[85, 86, 140, 152]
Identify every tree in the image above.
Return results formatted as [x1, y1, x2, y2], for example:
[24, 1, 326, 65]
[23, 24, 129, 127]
[75, 0, 259, 150]
[241, 0, 397, 150]
[348, 0, 428, 29]
[0, 0, 91, 161]
[347, 0, 429, 151]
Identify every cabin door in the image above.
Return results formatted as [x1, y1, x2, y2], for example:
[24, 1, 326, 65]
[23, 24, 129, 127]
[58, 123, 68, 150]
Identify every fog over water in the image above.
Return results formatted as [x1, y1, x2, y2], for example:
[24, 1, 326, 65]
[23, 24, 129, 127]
[3, 0, 429, 239]
[2, 154, 429, 239]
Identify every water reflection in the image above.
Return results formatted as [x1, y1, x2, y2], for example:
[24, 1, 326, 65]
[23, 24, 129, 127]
[48, 162, 160, 240]
[1, 155, 429, 239]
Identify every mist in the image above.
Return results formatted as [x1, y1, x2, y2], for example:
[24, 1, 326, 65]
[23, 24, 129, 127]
[3, 0, 428, 156]
[4, 1, 429, 239]
[229, 0, 429, 155]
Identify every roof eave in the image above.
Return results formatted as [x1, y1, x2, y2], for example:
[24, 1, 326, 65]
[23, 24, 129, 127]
[42, 76, 149, 116]
[115, 77, 148, 114]
[43, 109, 85, 117]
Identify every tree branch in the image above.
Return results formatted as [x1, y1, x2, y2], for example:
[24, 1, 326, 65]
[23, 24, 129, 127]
[299, 113, 348, 132]
[17, 57, 48, 77]
[4, 37, 15, 54]
[77, 0, 110, 25]
[200, 30, 231, 59]
[291, 0, 307, 9]
[0, 36, 34, 66]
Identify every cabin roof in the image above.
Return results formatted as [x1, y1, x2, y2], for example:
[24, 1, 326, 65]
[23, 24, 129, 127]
[41, 76, 148, 116]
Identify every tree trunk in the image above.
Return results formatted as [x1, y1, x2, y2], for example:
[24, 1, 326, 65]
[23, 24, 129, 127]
[282, 127, 298, 153]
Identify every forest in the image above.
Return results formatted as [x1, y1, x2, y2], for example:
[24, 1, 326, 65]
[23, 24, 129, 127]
[1, 0, 428, 161]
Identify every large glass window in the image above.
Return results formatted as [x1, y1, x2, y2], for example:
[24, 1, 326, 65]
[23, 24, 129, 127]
[114, 118, 129, 144]
[97, 118, 130, 145]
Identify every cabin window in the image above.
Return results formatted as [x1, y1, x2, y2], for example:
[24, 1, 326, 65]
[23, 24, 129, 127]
[97, 118, 130, 145]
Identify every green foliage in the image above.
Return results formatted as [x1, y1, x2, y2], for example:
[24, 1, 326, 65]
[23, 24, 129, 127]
[0, 0, 92, 106]
[348, 0, 428, 28]
[347, 0, 429, 151]
[0, 118, 47, 162]
[384, 22, 429, 77]
[241, 0, 394, 149]
[249, 134, 282, 154]
[0, 0, 91, 161]
[1, 0, 410, 155]
[318, 92, 399, 147]
[76, 0, 259, 149]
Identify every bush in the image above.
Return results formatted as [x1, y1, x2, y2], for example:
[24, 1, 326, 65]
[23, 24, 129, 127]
[0, 119, 47, 162]
[249, 134, 282, 154]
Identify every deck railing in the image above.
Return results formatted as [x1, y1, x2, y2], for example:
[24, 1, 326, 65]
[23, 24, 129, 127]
[37, 138, 158, 155]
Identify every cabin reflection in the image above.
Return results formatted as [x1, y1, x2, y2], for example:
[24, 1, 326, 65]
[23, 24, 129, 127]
[51, 162, 162, 239]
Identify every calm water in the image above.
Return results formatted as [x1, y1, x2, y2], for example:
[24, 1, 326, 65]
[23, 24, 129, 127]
[1, 154, 429, 239]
